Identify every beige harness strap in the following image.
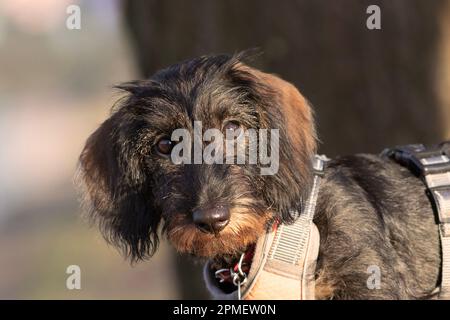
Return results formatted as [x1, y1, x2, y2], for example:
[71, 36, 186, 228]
[426, 174, 450, 299]
[203, 155, 326, 300]
[441, 230, 450, 298]
[242, 218, 320, 300]
[242, 159, 323, 300]
[383, 144, 450, 299]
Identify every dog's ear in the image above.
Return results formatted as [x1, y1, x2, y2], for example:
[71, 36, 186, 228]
[231, 62, 317, 222]
[76, 109, 160, 261]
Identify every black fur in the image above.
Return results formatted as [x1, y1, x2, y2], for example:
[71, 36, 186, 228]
[315, 154, 440, 299]
[77, 53, 442, 299]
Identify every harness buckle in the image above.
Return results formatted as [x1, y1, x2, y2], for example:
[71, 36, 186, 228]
[313, 154, 329, 176]
[428, 186, 450, 224]
[440, 224, 450, 238]
[383, 144, 450, 176]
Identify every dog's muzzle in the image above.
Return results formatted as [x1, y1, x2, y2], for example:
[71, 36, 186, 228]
[203, 155, 327, 300]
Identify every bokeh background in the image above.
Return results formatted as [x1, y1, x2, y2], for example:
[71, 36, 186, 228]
[1, 0, 450, 299]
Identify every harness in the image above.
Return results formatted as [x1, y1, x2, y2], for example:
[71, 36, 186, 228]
[203, 142, 450, 299]
[382, 142, 450, 299]
[203, 155, 327, 300]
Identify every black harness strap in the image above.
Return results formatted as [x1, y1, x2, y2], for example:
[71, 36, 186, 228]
[382, 142, 450, 299]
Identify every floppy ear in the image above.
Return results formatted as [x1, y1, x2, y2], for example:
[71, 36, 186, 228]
[76, 109, 160, 261]
[231, 62, 317, 222]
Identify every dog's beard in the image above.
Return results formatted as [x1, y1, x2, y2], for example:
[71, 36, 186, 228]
[165, 201, 272, 259]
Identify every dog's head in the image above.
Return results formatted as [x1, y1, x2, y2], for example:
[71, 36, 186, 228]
[76, 54, 317, 262]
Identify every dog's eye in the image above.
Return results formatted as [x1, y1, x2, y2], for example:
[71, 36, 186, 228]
[224, 121, 242, 140]
[223, 121, 242, 140]
[156, 138, 173, 156]
[224, 121, 240, 132]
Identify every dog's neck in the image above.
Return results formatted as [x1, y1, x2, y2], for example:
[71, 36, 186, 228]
[210, 243, 255, 271]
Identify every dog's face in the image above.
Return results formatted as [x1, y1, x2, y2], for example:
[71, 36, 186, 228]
[77, 54, 316, 262]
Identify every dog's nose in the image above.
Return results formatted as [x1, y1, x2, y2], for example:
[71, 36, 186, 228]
[193, 205, 230, 234]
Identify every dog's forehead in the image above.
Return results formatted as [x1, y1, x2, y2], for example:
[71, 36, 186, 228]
[146, 64, 255, 130]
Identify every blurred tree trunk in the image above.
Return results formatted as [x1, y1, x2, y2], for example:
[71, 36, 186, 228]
[121, 0, 450, 299]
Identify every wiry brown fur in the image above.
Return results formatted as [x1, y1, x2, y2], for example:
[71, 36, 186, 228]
[77, 53, 441, 299]
[76, 53, 316, 264]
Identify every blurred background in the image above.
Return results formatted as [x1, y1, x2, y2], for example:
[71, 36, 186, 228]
[1, 0, 450, 299]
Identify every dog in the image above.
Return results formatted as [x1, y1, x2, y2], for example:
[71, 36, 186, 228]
[76, 53, 441, 299]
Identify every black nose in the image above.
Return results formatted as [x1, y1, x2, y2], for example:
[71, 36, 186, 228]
[193, 205, 230, 234]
